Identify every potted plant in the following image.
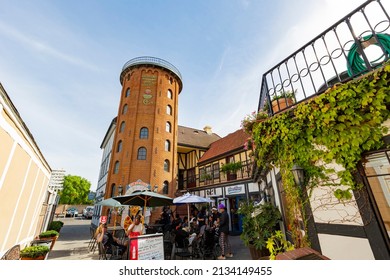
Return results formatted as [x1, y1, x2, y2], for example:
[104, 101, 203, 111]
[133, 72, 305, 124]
[200, 173, 212, 182]
[221, 161, 242, 180]
[48, 220, 64, 232]
[271, 89, 296, 113]
[38, 230, 59, 250]
[241, 111, 268, 133]
[266, 230, 294, 260]
[237, 201, 282, 259]
[20, 245, 50, 260]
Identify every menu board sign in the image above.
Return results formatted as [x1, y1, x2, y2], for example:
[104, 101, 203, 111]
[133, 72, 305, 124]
[129, 233, 164, 260]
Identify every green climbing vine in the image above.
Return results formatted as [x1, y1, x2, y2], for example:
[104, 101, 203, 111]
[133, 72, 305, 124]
[244, 63, 390, 247]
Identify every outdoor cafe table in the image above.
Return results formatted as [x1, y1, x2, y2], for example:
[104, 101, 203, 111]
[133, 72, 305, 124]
[146, 224, 164, 233]
[108, 226, 126, 238]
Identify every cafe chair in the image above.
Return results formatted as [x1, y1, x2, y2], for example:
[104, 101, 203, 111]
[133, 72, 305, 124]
[88, 227, 98, 253]
[174, 239, 192, 260]
[110, 244, 124, 260]
[97, 242, 108, 260]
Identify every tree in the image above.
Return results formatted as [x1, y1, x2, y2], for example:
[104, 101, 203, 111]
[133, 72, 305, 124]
[59, 175, 92, 204]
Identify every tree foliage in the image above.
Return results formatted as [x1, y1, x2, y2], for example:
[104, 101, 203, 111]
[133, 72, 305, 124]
[59, 175, 92, 204]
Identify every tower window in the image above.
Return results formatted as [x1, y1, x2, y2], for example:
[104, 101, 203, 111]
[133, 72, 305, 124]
[166, 122, 171, 133]
[140, 127, 149, 139]
[125, 88, 130, 97]
[137, 147, 147, 160]
[166, 105, 172, 115]
[120, 121, 125, 133]
[117, 140, 122, 153]
[165, 140, 171, 151]
[114, 161, 120, 174]
[111, 184, 116, 197]
[122, 104, 128, 114]
[164, 159, 170, 172]
[167, 89, 172, 99]
[163, 180, 169, 194]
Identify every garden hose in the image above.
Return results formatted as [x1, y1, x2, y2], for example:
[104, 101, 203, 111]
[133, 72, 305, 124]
[347, 33, 390, 77]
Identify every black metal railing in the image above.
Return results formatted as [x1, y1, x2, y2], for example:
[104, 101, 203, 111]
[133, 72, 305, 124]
[121, 56, 183, 81]
[258, 0, 390, 115]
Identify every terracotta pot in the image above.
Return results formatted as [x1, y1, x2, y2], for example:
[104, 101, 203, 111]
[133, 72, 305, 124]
[272, 98, 294, 113]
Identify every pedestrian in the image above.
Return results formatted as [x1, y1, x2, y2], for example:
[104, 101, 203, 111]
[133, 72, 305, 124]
[211, 206, 219, 226]
[217, 203, 233, 260]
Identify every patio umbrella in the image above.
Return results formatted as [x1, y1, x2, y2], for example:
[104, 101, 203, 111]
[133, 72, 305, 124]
[95, 198, 123, 207]
[112, 190, 173, 222]
[173, 192, 213, 222]
[95, 198, 124, 232]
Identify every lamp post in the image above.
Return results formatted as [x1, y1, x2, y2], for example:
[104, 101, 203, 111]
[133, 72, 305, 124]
[291, 164, 305, 187]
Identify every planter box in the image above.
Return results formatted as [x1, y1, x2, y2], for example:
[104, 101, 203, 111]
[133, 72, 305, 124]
[276, 247, 330, 260]
[21, 255, 46, 260]
[38, 236, 58, 250]
[248, 245, 269, 260]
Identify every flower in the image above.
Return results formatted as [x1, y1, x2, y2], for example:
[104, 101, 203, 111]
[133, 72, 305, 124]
[241, 111, 268, 134]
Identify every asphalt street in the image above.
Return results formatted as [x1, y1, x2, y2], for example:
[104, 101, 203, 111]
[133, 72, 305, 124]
[47, 217, 251, 260]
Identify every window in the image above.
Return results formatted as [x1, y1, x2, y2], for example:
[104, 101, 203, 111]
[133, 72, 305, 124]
[164, 159, 170, 172]
[165, 140, 171, 151]
[140, 127, 149, 139]
[110, 184, 116, 197]
[163, 181, 169, 194]
[116, 140, 122, 152]
[166, 105, 172, 115]
[122, 104, 128, 114]
[137, 147, 147, 160]
[167, 89, 172, 99]
[114, 161, 120, 174]
[166, 122, 171, 133]
[120, 121, 125, 133]
[199, 167, 205, 182]
[213, 163, 220, 179]
[125, 88, 130, 97]
[187, 168, 196, 188]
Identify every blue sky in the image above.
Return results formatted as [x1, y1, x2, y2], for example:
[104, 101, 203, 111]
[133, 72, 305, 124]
[0, 0, 386, 190]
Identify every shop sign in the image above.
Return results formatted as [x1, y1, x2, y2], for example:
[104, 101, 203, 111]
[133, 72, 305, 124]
[206, 189, 215, 196]
[100, 216, 107, 224]
[227, 185, 243, 195]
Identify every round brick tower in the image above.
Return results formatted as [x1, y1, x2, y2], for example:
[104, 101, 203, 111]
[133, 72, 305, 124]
[105, 57, 183, 202]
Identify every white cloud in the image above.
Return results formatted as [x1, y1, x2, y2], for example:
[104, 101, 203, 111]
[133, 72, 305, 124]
[0, 21, 99, 71]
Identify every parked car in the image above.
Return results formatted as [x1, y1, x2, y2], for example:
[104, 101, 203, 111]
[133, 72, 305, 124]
[83, 206, 94, 219]
[65, 207, 78, 217]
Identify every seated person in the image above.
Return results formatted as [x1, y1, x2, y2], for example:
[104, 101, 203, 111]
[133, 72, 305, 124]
[126, 215, 145, 237]
[173, 222, 189, 248]
[96, 223, 127, 255]
[182, 216, 189, 229]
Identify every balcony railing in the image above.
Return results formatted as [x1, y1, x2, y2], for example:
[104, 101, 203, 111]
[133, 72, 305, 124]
[258, 0, 390, 115]
[121, 56, 183, 82]
[178, 159, 253, 190]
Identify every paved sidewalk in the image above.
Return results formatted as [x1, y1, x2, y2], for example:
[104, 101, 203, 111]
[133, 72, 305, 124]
[47, 218, 251, 260]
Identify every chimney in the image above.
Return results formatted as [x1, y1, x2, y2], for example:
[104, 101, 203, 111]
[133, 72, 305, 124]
[203, 125, 212, 135]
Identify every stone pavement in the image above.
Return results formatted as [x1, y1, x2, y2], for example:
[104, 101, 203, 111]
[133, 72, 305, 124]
[47, 217, 251, 260]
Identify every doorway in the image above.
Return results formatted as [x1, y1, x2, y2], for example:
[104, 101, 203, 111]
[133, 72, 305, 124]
[228, 196, 245, 235]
